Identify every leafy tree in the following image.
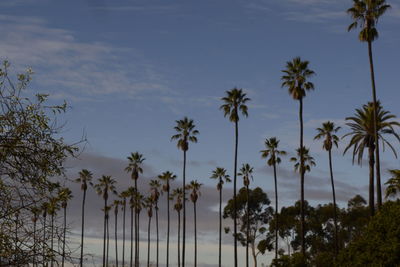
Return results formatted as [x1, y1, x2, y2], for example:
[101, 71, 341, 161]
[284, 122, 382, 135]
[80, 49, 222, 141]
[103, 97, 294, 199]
[220, 88, 250, 267]
[224, 187, 274, 267]
[281, 57, 315, 257]
[347, 0, 391, 209]
[210, 167, 231, 267]
[385, 169, 400, 199]
[260, 137, 286, 260]
[343, 102, 400, 215]
[171, 117, 199, 267]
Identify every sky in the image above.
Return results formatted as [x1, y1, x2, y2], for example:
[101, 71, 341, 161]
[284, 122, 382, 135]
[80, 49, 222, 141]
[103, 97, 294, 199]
[2, 0, 400, 266]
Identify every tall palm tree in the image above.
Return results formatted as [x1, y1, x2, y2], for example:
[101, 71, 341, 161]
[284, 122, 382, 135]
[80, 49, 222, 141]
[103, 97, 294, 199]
[347, 0, 391, 209]
[187, 180, 202, 267]
[113, 200, 120, 267]
[145, 196, 155, 267]
[343, 102, 400, 215]
[210, 167, 231, 267]
[106, 205, 112, 267]
[314, 121, 340, 256]
[385, 169, 400, 199]
[171, 187, 183, 267]
[59, 187, 73, 267]
[134, 192, 145, 267]
[120, 190, 130, 267]
[171, 117, 199, 267]
[220, 88, 250, 267]
[281, 57, 315, 256]
[94, 175, 117, 267]
[41, 201, 49, 266]
[149, 179, 162, 267]
[238, 163, 253, 267]
[75, 169, 93, 267]
[125, 152, 145, 267]
[260, 137, 286, 260]
[47, 195, 60, 267]
[158, 171, 177, 267]
[127, 186, 136, 267]
[30, 206, 40, 267]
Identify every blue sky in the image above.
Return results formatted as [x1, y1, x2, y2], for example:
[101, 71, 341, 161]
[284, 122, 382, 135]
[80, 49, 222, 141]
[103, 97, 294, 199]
[2, 0, 400, 266]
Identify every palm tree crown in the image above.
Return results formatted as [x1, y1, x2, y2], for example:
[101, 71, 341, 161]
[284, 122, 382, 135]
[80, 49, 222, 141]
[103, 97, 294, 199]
[171, 117, 199, 151]
[314, 121, 341, 151]
[94, 175, 117, 200]
[290, 147, 316, 173]
[238, 164, 253, 187]
[187, 180, 202, 203]
[125, 152, 145, 180]
[220, 88, 250, 122]
[75, 169, 93, 191]
[210, 167, 231, 191]
[158, 171, 177, 192]
[281, 57, 315, 100]
[260, 137, 287, 166]
[347, 0, 391, 42]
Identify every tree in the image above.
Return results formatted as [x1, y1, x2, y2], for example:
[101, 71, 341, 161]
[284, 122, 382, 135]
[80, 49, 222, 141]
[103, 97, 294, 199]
[94, 175, 117, 267]
[75, 169, 93, 267]
[238, 163, 254, 267]
[281, 57, 315, 257]
[314, 121, 340, 256]
[220, 88, 250, 267]
[134, 191, 145, 267]
[223, 187, 274, 267]
[347, 0, 391, 210]
[210, 167, 231, 267]
[187, 180, 202, 267]
[119, 189, 131, 267]
[158, 171, 177, 267]
[149, 179, 162, 267]
[125, 152, 145, 267]
[343, 102, 400, 215]
[127, 186, 136, 267]
[171, 188, 183, 267]
[113, 200, 120, 267]
[59, 187, 73, 267]
[260, 137, 286, 260]
[171, 117, 199, 267]
[385, 169, 400, 199]
[145, 196, 155, 267]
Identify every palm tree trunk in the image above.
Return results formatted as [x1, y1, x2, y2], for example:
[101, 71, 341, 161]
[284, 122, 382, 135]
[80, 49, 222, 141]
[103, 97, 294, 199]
[194, 202, 197, 267]
[43, 214, 46, 266]
[218, 185, 222, 267]
[107, 214, 110, 267]
[182, 149, 187, 267]
[299, 98, 305, 257]
[136, 212, 140, 267]
[273, 161, 278, 260]
[246, 184, 249, 267]
[328, 149, 338, 257]
[233, 119, 239, 267]
[156, 204, 159, 267]
[368, 146, 375, 216]
[166, 186, 170, 267]
[367, 39, 382, 210]
[33, 218, 37, 267]
[103, 199, 107, 267]
[122, 200, 126, 267]
[50, 214, 54, 267]
[134, 180, 138, 267]
[115, 210, 119, 267]
[177, 211, 181, 267]
[147, 215, 151, 267]
[80, 189, 86, 267]
[130, 206, 134, 267]
[62, 206, 67, 267]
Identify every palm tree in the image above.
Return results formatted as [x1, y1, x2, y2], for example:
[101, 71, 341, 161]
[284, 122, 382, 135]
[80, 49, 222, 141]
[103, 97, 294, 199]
[281, 57, 315, 256]
[125, 152, 145, 267]
[30, 206, 40, 267]
[120, 190, 130, 267]
[149, 179, 162, 267]
[113, 200, 120, 267]
[171, 187, 183, 267]
[238, 163, 253, 267]
[41, 201, 48, 266]
[314, 121, 340, 256]
[385, 169, 400, 199]
[260, 137, 286, 260]
[47, 195, 60, 267]
[75, 169, 93, 267]
[134, 192, 145, 267]
[158, 171, 177, 267]
[94, 175, 117, 267]
[171, 117, 199, 267]
[127, 186, 136, 267]
[105, 205, 112, 267]
[220, 88, 250, 267]
[210, 167, 231, 267]
[343, 102, 400, 215]
[59, 187, 73, 267]
[187, 180, 202, 267]
[347, 0, 391, 209]
[145, 196, 155, 267]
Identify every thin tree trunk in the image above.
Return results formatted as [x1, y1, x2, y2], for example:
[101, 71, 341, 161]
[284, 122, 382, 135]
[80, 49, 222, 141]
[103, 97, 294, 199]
[43, 214, 46, 266]
[367, 39, 382, 210]
[122, 200, 126, 267]
[50, 214, 54, 267]
[368, 146, 375, 216]
[299, 98, 305, 257]
[103, 198, 107, 267]
[233, 119, 239, 267]
[246, 184, 249, 267]
[130, 206, 134, 267]
[147, 215, 151, 267]
[273, 161, 278, 260]
[178, 211, 181, 267]
[33, 217, 37, 267]
[194, 202, 197, 267]
[251, 240, 257, 267]
[166, 185, 170, 267]
[115, 209, 119, 267]
[156, 204, 159, 267]
[218, 185, 222, 267]
[134, 180, 138, 267]
[107, 214, 110, 267]
[182, 149, 187, 267]
[62, 206, 67, 267]
[80, 189, 86, 267]
[137, 212, 140, 267]
[328, 149, 338, 257]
